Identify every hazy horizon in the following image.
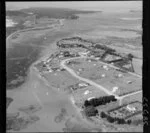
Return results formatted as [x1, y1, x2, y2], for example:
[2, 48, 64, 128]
[6, 1, 142, 12]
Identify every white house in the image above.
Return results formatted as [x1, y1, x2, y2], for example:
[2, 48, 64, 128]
[118, 74, 123, 78]
[84, 90, 90, 95]
[103, 65, 109, 70]
[78, 83, 89, 87]
[126, 105, 136, 112]
[127, 81, 132, 84]
[101, 74, 106, 78]
[79, 52, 88, 57]
[103, 65, 108, 69]
[87, 97, 95, 101]
[112, 86, 119, 93]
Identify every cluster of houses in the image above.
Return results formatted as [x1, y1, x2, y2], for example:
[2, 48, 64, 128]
[38, 47, 134, 98]
[83, 95, 142, 125]
[107, 101, 142, 121]
[68, 82, 90, 91]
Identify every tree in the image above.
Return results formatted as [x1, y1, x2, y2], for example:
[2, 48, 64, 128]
[84, 95, 117, 108]
[100, 112, 107, 118]
[84, 100, 90, 107]
[84, 106, 98, 117]
[127, 119, 132, 125]
[117, 118, 126, 124]
[127, 53, 134, 61]
[107, 115, 115, 123]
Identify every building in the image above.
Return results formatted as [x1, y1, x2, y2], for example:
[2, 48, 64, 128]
[103, 65, 109, 70]
[78, 52, 89, 57]
[127, 81, 132, 84]
[84, 90, 90, 95]
[112, 86, 119, 93]
[101, 74, 106, 78]
[118, 74, 123, 78]
[107, 101, 142, 120]
[87, 97, 95, 101]
[126, 105, 136, 112]
[78, 83, 89, 87]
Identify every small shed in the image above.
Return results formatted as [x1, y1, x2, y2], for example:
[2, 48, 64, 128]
[84, 90, 90, 95]
[112, 86, 119, 93]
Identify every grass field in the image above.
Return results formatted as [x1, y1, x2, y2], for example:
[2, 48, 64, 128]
[67, 58, 142, 96]
[132, 58, 142, 75]
[43, 70, 80, 92]
[121, 92, 142, 103]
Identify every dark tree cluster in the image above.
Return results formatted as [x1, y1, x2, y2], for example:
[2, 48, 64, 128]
[92, 44, 116, 53]
[126, 53, 134, 61]
[100, 112, 132, 125]
[57, 43, 77, 48]
[84, 106, 98, 117]
[56, 36, 94, 48]
[67, 15, 79, 19]
[61, 51, 77, 58]
[56, 42, 89, 49]
[90, 51, 102, 57]
[61, 36, 92, 44]
[116, 68, 127, 73]
[63, 51, 72, 57]
[84, 95, 117, 107]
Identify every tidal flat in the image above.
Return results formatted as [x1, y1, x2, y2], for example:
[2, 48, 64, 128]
[6, 11, 142, 132]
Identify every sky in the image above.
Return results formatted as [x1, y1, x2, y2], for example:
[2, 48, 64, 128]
[6, 1, 142, 12]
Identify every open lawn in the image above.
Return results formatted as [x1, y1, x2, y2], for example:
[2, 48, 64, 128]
[121, 92, 142, 104]
[132, 58, 142, 75]
[43, 70, 80, 92]
[67, 58, 142, 96]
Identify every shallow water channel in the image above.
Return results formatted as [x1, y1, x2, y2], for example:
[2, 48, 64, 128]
[6, 11, 141, 132]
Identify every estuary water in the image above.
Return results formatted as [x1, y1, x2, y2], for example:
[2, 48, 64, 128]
[6, 11, 142, 132]
[6, 12, 141, 90]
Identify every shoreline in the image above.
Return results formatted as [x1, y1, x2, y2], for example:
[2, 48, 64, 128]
[6, 18, 65, 91]
[31, 57, 86, 122]
[6, 18, 64, 48]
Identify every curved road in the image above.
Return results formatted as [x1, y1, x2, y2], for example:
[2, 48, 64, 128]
[61, 57, 121, 100]
[60, 56, 142, 102]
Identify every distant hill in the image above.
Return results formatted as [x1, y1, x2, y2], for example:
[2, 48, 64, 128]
[6, 7, 101, 37]
[20, 7, 99, 19]
[6, 10, 30, 17]
[130, 10, 142, 13]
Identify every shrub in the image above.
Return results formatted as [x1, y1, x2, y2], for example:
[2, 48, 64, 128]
[100, 112, 107, 118]
[127, 119, 132, 125]
[84, 106, 98, 117]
